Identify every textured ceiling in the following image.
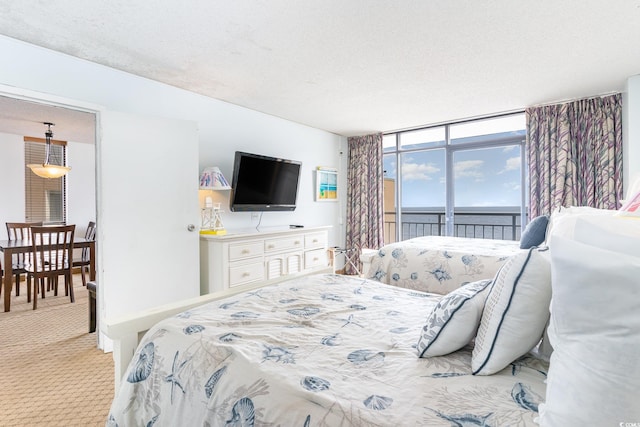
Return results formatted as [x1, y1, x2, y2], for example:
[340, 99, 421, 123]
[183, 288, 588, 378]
[1, 0, 640, 138]
[0, 96, 95, 144]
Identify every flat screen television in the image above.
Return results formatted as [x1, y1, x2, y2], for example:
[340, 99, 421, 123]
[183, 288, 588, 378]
[229, 151, 302, 212]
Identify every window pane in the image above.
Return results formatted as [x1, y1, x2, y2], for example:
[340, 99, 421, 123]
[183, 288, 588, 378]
[450, 114, 525, 144]
[46, 190, 64, 222]
[400, 127, 445, 150]
[400, 149, 445, 239]
[453, 145, 521, 239]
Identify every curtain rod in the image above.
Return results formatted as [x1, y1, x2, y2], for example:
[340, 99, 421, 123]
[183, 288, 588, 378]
[528, 91, 621, 109]
[385, 90, 622, 136]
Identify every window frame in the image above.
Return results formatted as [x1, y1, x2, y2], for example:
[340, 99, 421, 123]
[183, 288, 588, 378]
[383, 112, 527, 243]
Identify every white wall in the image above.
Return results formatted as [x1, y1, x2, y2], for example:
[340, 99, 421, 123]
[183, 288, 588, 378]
[198, 116, 345, 232]
[0, 132, 25, 238]
[65, 140, 96, 237]
[624, 75, 640, 196]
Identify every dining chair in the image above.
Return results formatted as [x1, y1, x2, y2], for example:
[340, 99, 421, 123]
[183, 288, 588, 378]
[72, 221, 96, 287]
[27, 224, 76, 310]
[5, 221, 43, 302]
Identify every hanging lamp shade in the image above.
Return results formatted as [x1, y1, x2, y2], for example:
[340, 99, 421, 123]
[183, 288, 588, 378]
[27, 122, 71, 179]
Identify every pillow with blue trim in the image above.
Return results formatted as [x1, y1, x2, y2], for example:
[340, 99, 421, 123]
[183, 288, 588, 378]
[520, 215, 549, 249]
[471, 247, 551, 375]
[417, 279, 493, 357]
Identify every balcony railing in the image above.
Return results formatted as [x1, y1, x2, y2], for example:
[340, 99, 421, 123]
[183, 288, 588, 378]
[384, 208, 522, 244]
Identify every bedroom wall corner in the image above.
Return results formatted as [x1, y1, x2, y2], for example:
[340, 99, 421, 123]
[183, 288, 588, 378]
[623, 74, 640, 196]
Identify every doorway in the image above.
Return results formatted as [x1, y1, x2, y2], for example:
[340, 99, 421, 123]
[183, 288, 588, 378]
[0, 91, 98, 336]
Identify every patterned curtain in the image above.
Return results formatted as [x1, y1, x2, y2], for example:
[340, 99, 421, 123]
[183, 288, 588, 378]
[345, 133, 384, 274]
[526, 94, 623, 218]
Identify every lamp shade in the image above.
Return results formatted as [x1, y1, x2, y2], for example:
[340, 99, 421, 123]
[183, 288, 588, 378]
[27, 163, 72, 179]
[199, 167, 231, 190]
[27, 122, 71, 179]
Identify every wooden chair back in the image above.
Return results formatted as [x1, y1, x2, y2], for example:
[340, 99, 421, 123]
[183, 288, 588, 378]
[73, 221, 96, 286]
[5, 221, 43, 299]
[29, 225, 76, 309]
[6, 221, 43, 258]
[81, 221, 97, 262]
[6, 222, 41, 240]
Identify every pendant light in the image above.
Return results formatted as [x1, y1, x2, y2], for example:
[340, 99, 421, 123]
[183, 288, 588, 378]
[27, 122, 71, 179]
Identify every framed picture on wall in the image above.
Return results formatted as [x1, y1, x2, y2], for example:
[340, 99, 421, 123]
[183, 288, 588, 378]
[315, 168, 338, 202]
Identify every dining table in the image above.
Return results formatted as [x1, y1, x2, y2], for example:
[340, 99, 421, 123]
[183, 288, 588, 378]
[1, 237, 96, 312]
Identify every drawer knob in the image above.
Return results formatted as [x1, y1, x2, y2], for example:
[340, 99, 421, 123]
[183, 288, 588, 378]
[268, 244, 275, 249]
[295, 241, 301, 245]
[242, 272, 250, 277]
[242, 249, 250, 254]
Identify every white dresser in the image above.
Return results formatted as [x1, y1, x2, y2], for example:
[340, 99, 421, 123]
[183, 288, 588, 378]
[199, 225, 331, 294]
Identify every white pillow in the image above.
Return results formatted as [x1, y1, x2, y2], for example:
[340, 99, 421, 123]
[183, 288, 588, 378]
[471, 247, 551, 375]
[417, 279, 492, 357]
[545, 205, 617, 246]
[539, 231, 640, 425]
[572, 215, 640, 256]
[548, 213, 640, 257]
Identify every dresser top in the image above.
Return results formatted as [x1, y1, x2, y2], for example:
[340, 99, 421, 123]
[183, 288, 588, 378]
[199, 225, 331, 240]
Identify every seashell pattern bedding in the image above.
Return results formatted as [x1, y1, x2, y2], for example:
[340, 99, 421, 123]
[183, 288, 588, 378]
[107, 273, 547, 426]
[366, 236, 523, 294]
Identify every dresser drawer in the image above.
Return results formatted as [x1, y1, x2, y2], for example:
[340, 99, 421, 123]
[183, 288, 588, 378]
[305, 232, 327, 249]
[229, 241, 264, 261]
[229, 261, 265, 287]
[304, 248, 328, 269]
[200, 226, 330, 295]
[264, 236, 304, 253]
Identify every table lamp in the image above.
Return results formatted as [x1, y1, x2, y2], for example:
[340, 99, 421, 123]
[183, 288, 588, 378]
[199, 166, 230, 235]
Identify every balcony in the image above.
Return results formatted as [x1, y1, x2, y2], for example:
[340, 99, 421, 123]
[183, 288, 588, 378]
[384, 207, 522, 244]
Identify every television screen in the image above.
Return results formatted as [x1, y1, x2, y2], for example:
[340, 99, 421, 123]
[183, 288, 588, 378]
[230, 151, 302, 211]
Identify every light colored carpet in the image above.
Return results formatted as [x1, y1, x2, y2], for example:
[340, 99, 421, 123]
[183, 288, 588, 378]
[0, 274, 114, 426]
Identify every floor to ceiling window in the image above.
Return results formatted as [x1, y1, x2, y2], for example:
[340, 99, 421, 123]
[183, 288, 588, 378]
[382, 113, 526, 244]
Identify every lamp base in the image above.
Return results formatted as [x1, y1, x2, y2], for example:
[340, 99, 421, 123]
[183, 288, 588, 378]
[200, 229, 227, 235]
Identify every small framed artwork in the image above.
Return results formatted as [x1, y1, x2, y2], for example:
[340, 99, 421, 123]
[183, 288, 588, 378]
[315, 168, 338, 202]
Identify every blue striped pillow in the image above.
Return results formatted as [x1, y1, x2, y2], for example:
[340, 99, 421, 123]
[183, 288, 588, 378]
[471, 247, 551, 375]
[417, 279, 492, 358]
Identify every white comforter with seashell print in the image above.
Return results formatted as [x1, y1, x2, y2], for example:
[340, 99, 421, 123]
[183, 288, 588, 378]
[366, 235, 522, 295]
[107, 273, 547, 426]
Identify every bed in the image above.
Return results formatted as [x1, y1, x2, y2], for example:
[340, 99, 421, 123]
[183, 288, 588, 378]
[107, 273, 548, 426]
[106, 203, 640, 426]
[363, 236, 523, 294]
